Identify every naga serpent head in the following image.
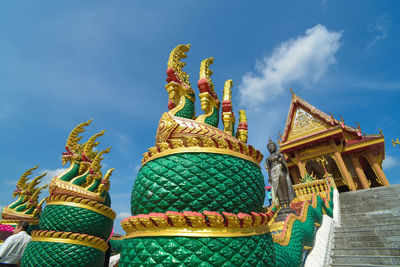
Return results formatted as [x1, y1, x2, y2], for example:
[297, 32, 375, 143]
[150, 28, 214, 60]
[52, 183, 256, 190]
[166, 83, 182, 110]
[165, 44, 195, 115]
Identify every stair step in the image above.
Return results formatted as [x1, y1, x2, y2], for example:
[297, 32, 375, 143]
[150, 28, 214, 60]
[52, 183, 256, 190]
[341, 207, 400, 215]
[339, 185, 400, 194]
[331, 255, 400, 265]
[340, 196, 400, 203]
[340, 191, 400, 198]
[334, 228, 400, 237]
[334, 234, 400, 243]
[341, 216, 400, 224]
[333, 240, 400, 249]
[341, 214, 400, 224]
[341, 193, 400, 199]
[336, 223, 400, 231]
[342, 208, 400, 214]
[340, 192, 400, 200]
[330, 185, 400, 266]
[331, 264, 396, 267]
[341, 204, 400, 212]
[332, 247, 400, 256]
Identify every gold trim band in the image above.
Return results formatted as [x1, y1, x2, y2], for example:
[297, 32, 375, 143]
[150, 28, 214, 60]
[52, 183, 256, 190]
[31, 231, 108, 253]
[49, 178, 104, 203]
[144, 147, 261, 166]
[1, 207, 38, 220]
[0, 219, 38, 225]
[47, 201, 116, 220]
[125, 225, 269, 238]
[121, 210, 273, 238]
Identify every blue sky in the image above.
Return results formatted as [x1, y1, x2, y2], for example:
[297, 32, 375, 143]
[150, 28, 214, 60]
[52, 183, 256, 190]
[0, 1, 399, 234]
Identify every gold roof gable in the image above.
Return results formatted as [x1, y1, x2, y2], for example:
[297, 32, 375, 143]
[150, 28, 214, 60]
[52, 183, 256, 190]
[287, 108, 329, 141]
[280, 94, 363, 145]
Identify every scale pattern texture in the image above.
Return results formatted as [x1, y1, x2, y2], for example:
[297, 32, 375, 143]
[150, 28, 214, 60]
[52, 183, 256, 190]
[40, 205, 113, 240]
[120, 235, 275, 267]
[131, 153, 265, 215]
[204, 109, 219, 128]
[110, 238, 125, 254]
[21, 241, 104, 267]
[175, 97, 195, 119]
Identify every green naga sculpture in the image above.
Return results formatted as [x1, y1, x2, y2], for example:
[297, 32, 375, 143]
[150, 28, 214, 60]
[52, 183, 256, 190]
[21, 120, 115, 267]
[165, 44, 196, 119]
[196, 57, 220, 127]
[0, 165, 47, 235]
[118, 44, 276, 266]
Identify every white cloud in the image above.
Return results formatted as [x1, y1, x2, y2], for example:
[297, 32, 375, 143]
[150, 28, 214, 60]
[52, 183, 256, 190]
[41, 168, 68, 184]
[116, 212, 131, 220]
[238, 24, 342, 109]
[383, 155, 397, 169]
[367, 15, 390, 49]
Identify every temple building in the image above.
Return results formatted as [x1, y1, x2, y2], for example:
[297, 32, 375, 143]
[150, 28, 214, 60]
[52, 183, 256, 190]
[278, 93, 390, 192]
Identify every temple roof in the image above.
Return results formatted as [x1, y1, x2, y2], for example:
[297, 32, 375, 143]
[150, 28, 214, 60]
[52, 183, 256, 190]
[279, 94, 384, 155]
[281, 94, 361, 143]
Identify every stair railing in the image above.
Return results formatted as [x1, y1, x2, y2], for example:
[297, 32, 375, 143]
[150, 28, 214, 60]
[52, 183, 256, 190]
[293, 177, 331, 200]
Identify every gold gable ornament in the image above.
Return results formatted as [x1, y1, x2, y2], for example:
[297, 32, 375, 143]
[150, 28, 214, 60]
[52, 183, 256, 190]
[289, 108, 327, 139]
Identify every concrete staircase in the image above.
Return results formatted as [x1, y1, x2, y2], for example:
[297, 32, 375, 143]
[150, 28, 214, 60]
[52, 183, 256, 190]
[330, 184, 400, 266]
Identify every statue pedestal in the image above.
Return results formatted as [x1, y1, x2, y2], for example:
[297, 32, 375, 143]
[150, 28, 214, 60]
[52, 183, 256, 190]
[275, 207, 297, 222]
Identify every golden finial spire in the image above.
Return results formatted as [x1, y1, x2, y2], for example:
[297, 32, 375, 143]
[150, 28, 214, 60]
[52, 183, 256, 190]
[167, 44, 191, 88]
[222, 80, 235, 135]
[223, 80, 233, 102]
[199, 57, 214, 89]
[196, 57, 220, 126]
[236, 110, 248, 143]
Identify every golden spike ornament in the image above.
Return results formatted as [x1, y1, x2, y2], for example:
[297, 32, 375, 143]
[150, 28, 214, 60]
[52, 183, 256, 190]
[222, 79, 235, 135]
[167, 44, 191, 88]
[97, 168, 114, 194]
[14, 165, 39, 198]
[236, 110, 248, 143]
[199, 57, 215, 94]
[196, 57, 220, 124]
[26, 184, 48, 209]
[65, 119, 92, 154]
[26, 172, 47, 194]
[223, 80, 233, 102]
[32, 198, 46, 217]
[90, 147, 111, 174]
[165, 44, 196, 117]
[83, 130, 106, 161]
